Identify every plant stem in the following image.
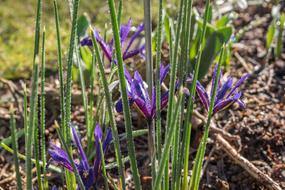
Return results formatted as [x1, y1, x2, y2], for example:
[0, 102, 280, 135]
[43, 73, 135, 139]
[40, 28, 48, 189]
[107, 0, 142, 188]
[10, 108, 22, 190]
[153, 88, 183, 190]
[182, 0, 211, 188]
[155, 0, 163, 162]
[53, 0, 66, 138]
[25, 0, 42, 188]
[190, 45, 224, 190]
[99, 140, 110, 190]
[91, 30, 126, 190]
[55, 126, 86, 190]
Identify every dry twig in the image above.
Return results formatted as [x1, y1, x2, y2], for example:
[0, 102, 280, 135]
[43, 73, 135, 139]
[214, 134, 282, 190]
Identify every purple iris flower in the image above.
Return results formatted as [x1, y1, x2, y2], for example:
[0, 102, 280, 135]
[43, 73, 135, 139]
[48, 125, 112, 189]
[187, 64, 249, 115]
[115, 64, 170, 122]
[81, 18, 145, 63]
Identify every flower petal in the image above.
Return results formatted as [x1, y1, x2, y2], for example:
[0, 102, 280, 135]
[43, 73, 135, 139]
[48, 144, 74, 171]
[120, 18, 132, 44]
[124, 22, 144, 54]
[94, 124, 103, 142]
[71, 127, 89, 171]
[79, 167, 95, 189]
[93, 127, 112, 180]
[213, 92, 241, 114]
[102, 128, 113, 152]
[160, 64, 170, 83]
[226, 74, 249, 98]
[123, 48, 141, 60]
[133, 95, 151, 119]
[115, 98, 134, 113]
[216, 77, 233, 103]
[133, 71, 151, 104]
[80, 37, 92, 46]
[210, 64, 222, 98]
[196, 81, 210, 110]
[94, 30, 112, 62]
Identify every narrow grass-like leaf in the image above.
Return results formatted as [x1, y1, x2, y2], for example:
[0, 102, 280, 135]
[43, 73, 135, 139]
[87, 53, 96, 155]
[34, 103, 43, 190]
[23, 84, 28, 137]
[182, 0, 211, 188]
[25, 0, 42, 188]
[99, 140, 110, 190]
[55, 125, 86, 190]
[0, 129, 24, 147]
[119, 129, 148, 141]
[53, 0, 66, 138]
[153, 88, 183, 190]
[10, 108, 22, 190]
[26, 56, 40, 190]
[266, 20, 275, 49]
[175, 0, 194, 188]
[76, 42, 90, 155]
[171, 106, 182, 190]
[117, 0, 122, 26]
[64, 0, 80, 143]
[143, 0, 156, 185]
[276, 14, 285, 57]
[155, 0, 163, 163]
[63, 0, 81, 188]
[40, 28, 48, 189]
[91, 30, 126, 190]
[107, 0, 142, 189]
[190, 45, 225, 190]
[164, 0, 185, 188]
[0, 143, 61, 173]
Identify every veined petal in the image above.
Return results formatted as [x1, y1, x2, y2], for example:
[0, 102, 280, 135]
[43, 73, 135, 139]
[71, 127, 89, 171]
[133, 95, 151, 119]
[210, 64, 218, 98]
[213, 92, 241, 114]
[48, 144, 74, 171]
[115, 98, 135, 113]
[95, 124, 103, 142]
[94, 30, 112, 62]
[120, 18, 132, 44]
[150, 88, 169, 119]
[160, 64, 170, 83]
[123, 48, 141, 60]
[93, 127, 112, 179]
[102, 128, 113, 152]
[80, 37, 92, 46]
[237, 98, 246, 109]
[133, 71, 151, 104]
[79, 167, 95, 189]
[226, 74, 249, 98]
[161, 91, 169, 110]
[216, 77, 233, 103]
[125, 22, 145, 54]
[196, 81, 210, 110]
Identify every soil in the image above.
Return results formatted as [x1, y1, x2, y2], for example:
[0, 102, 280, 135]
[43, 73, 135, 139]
[0, 2, 285, 190]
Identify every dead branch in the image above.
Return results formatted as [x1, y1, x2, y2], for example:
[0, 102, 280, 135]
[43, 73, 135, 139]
[214, 134, 282, 190]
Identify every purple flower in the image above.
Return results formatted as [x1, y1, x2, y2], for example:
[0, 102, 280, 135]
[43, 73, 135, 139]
[81, 18, 145, 63]
[48, 125, 112, 189]
[187, 64, 249, 115]
[115, 64, 170, 121]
